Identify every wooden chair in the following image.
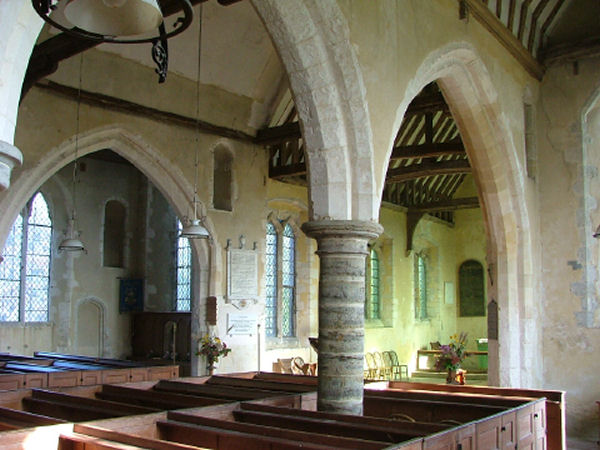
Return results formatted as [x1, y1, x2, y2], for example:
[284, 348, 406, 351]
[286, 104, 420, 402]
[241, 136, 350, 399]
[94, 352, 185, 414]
[388, 350, 409, 380]
[373, 352, 387, 380]
[364, 352, 378, 380]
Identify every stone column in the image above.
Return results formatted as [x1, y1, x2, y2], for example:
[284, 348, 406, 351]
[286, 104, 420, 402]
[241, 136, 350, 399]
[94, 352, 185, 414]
[0, 140, 22, 190]
[301, 220, 383, 415]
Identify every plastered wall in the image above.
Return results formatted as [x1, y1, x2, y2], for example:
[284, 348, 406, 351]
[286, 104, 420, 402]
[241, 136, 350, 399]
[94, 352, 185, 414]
[365, 176, 487, 372]
[538, 56, 600, 438]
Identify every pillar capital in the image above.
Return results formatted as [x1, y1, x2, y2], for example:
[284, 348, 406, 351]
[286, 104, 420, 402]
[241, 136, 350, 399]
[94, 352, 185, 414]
[0, 140, 23, 191]
[301, 219, 383, 243]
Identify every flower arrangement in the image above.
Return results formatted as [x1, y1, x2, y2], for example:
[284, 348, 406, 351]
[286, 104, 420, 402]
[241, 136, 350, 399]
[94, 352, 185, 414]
[434, 332, 468, 371]
[197, 334, 231, 373]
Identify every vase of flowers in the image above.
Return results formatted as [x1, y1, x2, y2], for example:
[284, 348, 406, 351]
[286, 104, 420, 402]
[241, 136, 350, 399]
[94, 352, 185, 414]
[197, 334, 231, 375]
[434, 332, 468, 384]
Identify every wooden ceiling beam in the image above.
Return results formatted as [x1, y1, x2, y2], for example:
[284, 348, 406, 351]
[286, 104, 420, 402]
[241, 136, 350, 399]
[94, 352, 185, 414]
[386, 159, 471, 184]
[269, 162, 306, 180]
[408, 196, 480, 213]
[460, 0, 545, 80]
[255, 122, 301, 145]
[35, 80, 256, 142]
[390, 142, 465, 161]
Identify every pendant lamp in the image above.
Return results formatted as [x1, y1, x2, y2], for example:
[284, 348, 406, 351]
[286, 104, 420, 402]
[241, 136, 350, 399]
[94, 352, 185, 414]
[31, 0, 194, 83]
[59, 55, 86, 254]
[64, 0, 163, 37]
[180, 4, 209, 241]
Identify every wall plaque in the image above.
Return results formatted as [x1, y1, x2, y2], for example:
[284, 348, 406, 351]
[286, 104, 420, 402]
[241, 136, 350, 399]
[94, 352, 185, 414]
[226, 236, 258, 307]
[227, 313, 258, 335]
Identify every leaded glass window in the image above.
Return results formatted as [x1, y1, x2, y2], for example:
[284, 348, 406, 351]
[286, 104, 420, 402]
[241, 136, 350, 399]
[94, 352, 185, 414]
[265, 222, 278, 337]
[0, 192, 51, 322]
[415, 254, 428, 320]
[175, 220, 192, 311]
[365, 248, 380, 320]
[281, 224, 295, 337]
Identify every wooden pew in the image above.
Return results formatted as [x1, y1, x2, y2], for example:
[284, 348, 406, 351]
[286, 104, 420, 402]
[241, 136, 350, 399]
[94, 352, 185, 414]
[0, 405, 66, 431]
[154, 379, 287, 400]
[157, 418, 337, 450]
[34, 352, 139, 368]
[362, 394, 507, 424]
[61, 423, 197, 450]
[232, 407, 419, 443]
[238, 402, 447, 434]
[250, 371, 319, 386]
[23, 389, 158, 422]
[167, 409, 388, 450]
[206, 375, 316, 393]
[388, 380, 562, 450]
[96, 384, 227, 410]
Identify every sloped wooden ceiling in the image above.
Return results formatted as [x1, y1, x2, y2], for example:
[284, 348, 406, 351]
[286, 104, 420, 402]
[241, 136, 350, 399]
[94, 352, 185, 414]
[265, 83, 477, 228]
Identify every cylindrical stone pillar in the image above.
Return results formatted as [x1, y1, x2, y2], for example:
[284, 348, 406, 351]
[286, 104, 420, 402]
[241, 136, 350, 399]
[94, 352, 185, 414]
[302, 220, 383, 415]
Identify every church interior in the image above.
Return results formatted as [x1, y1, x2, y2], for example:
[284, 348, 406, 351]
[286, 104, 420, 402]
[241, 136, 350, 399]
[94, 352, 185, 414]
[0, 0, 599, 446]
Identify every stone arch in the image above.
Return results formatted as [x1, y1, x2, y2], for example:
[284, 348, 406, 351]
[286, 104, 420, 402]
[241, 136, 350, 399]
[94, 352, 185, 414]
[75, 296, 105, 357]
[0, 125, 216, 375]
[384, 43, 537, 387]
[252, 0, 377, 221]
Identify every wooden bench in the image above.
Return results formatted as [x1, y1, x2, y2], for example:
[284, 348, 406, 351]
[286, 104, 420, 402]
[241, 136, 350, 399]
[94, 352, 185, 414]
[238, 401, 448, 434]
[0, 405, 66, 431]
[363, 394, 507, 424]
[96, 384, 227, 410]
[167, 409, 388, 450]
[206, 374, 316, 393]
[157, 418, 338, 450]
[232, 406, 419, 443]
[154, 379, 288, 400]
[23, 389, 157, 422]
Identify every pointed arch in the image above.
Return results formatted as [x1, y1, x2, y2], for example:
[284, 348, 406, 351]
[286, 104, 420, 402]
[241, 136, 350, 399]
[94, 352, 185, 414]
[0, 125, 216, 375]
[383, 43, 537, 387]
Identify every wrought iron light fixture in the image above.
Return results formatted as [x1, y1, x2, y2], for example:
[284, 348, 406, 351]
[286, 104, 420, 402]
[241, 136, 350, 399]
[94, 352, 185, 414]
[180, 4, 209, 240]
[59, 55, 86, 253]
[31, 0, 194, 83]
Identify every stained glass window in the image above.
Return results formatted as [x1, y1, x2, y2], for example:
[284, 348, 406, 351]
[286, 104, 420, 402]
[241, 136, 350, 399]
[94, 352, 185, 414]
[281, 224, 295, 337]
[415, 254, 428, 320]
[365, 248, 380, 320]
[0, 192, 51, 322]
[265, 222, 277, 337]
[176, 220, 192, 311]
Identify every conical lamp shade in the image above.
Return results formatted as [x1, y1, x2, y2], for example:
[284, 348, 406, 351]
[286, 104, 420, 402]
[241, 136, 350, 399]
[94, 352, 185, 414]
[59, 218, 86, 253]
[180, 219, 210, 239]
[64, 0, 163, 37]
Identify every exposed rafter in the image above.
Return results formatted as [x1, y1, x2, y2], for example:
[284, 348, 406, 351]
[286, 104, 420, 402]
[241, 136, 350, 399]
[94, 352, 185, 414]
[386, 160, 471, 184]
[390, 142, 465, 161]
[408, 197, 480, 213]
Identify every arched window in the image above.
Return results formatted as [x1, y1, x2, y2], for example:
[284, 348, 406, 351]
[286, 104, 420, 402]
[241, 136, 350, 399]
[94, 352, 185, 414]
[265, 220, 296, 338]
[365, 248, 380, 320]
[415, 253, 428, 320]
[459, 260, 485, 316]
[175, 220, 192, 311]
[103, 200, 126, 267]
[281, 224, 295, 337]
[265, 222, 278, 337]
[213, 146, 233, 211]
[0, 192, 52, 322]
